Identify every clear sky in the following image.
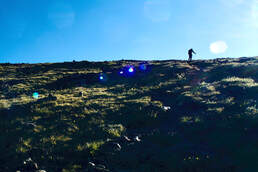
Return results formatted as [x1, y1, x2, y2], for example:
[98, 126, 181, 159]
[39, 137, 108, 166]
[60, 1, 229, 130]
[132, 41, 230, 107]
[0, 0, 257, 63]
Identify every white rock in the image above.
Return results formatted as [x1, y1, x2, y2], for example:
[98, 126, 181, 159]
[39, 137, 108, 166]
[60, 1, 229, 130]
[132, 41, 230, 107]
[123, 136, 131, 142]
[135, 136, 141, 142]
[115, 143, 121, 151]
[88, 162, 95, 167]
[163, 106, 171, 111]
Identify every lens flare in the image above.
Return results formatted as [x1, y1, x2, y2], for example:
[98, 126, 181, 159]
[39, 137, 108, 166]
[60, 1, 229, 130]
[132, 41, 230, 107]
[99, 73, 107, 82]
[33, 92, 39, 99]
[128, 67, 134, 73]
[139, 64, 147, 71]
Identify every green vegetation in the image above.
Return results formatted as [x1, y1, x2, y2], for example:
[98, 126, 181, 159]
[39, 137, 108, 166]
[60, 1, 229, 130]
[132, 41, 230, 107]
[0, 57, 257, 171]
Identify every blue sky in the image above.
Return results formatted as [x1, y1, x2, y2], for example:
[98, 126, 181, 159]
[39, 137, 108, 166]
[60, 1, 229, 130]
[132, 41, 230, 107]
[0, 0, 257, 63]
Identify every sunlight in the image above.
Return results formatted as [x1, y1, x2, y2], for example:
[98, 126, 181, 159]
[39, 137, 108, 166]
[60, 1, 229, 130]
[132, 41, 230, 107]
[210, 41, 228, 54]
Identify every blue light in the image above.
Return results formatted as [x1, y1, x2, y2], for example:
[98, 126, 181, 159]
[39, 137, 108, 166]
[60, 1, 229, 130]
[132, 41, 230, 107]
[99, 73, 107, 82]
[139, 64, 147, 71]
[33, 92, 39, 99]
[119, 71, 124, 74]
[128, 67, 134, 73]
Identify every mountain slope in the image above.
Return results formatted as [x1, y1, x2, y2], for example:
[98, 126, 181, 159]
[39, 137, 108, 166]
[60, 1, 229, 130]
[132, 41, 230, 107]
[0, 57, 258, 172]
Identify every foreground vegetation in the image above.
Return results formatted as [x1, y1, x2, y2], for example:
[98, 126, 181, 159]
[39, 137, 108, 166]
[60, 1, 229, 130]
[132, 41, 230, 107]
[0, 57, 258, 172]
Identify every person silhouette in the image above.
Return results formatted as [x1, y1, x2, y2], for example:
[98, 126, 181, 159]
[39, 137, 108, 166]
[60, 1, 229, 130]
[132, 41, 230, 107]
[188, 49, 196, 62]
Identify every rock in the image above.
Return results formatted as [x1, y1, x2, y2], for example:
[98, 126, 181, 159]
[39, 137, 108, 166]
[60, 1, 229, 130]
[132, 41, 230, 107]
[108, 142, 121, 151]
[20, 157, 39, 171]
[115, 143, 121, 151]
[134, 136, 141, 142]
[123, 136, 131, 142]
[100, 142, 122, 154]
[87, 162, 110, 172]
[21, 121, 37, 128]
[120, 135, 135, 146]
[95, 164, 111, 172]
[88, 162, 96, 167]
[163, 106, 171, 111]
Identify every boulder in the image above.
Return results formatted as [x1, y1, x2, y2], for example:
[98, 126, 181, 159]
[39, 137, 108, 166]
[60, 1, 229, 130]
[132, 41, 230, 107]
[134, 136, 141, 142]
[163, 106, 171, 111]
[18, 157, 39, 172]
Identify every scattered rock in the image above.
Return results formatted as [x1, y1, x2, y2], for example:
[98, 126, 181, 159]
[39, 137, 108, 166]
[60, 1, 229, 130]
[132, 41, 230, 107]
[115, 143, 121, 151]
[88, 162, 96, 167]
[19, 157, 39, 171]
[123, 136, 131, 142]
[100, 141, 122, 154]
[163, 106, 171, 111]
[21, 121, 37, 128]
[108, 142, 121, 151]
[134, 136, 141, 142]
[87, 162, 110, 172]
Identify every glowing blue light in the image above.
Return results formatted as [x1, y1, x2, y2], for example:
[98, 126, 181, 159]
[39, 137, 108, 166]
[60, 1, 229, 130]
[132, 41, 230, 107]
[128, 67, 134, 73]
[33, 92, 39, 99]
[139, 64, 147, 71]
[99, 73, 108, 82]
[120, 71, 124, 74]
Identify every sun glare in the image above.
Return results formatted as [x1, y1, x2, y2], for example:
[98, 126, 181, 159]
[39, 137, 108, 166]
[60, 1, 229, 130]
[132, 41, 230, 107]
[210, 41, 228, 54]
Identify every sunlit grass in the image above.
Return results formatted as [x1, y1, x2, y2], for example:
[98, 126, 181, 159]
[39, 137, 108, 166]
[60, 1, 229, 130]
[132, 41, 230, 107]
[105, 124, 125, 137]
[180, 116, 202, 123]
[77, 141, 105, 155]
[222, 77, 258, 87]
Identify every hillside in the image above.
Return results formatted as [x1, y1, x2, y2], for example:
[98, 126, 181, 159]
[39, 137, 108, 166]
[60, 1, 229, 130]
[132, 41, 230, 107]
[0, 57, 258, 172]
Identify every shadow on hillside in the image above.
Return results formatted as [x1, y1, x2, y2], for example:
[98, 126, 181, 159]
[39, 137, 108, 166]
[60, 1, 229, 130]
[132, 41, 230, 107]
[0, 99, 109, 171]
[15, 61, 94, 75]
[40, 61, 202, 91]
[205, 64, 258, 83]
[100, 101, 243, 172]
[43, 73, 100, 90]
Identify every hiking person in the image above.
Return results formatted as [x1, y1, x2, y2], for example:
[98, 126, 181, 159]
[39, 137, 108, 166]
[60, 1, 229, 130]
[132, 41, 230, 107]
[188, 49, 196, 62]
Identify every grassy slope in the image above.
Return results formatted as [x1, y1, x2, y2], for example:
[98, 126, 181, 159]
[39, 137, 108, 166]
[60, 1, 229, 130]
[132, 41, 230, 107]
[0, 57, 258, 172]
